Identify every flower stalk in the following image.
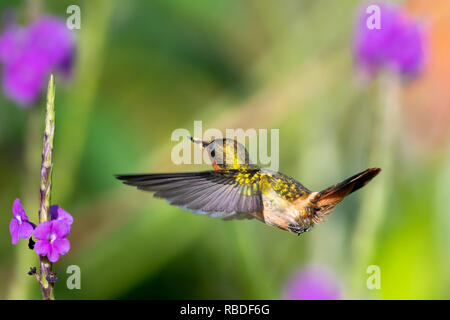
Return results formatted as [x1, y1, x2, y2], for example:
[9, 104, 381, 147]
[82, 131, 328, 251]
[351, 73, 400, 297]
[38, 74, 55, 300]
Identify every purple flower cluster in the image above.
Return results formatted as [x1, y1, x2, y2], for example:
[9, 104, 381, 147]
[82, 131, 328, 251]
[284, 266, 341, 300]
[0, 17, 74, 105]
[354, 3, 426, 76]
[9, 198, 72, 262]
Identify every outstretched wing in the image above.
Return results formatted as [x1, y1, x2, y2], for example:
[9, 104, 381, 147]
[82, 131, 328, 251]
[116, 169, 264, 219]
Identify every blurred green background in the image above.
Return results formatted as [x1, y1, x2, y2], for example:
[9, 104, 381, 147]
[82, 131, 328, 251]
[0, 0, 449, 299]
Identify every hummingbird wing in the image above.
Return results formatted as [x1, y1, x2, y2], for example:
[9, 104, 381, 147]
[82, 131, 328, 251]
[116, 169, 264, 219]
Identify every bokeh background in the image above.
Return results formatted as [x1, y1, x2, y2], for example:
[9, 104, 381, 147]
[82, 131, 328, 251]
[0, 0, 449, 299]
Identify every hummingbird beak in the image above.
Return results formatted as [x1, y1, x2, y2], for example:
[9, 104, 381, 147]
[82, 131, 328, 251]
[189, 136, 209, 148]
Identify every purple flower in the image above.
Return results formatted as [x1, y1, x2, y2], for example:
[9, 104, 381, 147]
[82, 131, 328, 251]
[27, 18, 75, 71]
[50, 205, 73, 228]
[0, 16, 75, 105]
[284, 266, 341, 300]
[9, 198, 35, 245]
[9, 197, 73, 261]
[0, 25, 26, 64]
[34, 220, 71, 263]
[3, 50, 48, 105]
[353, 3, 426, 77]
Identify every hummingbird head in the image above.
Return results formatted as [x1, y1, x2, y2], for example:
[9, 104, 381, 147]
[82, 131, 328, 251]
[190, 137, 250, 170]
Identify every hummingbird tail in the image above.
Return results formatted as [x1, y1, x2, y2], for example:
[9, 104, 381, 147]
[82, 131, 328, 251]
[311, 168, 381, 216]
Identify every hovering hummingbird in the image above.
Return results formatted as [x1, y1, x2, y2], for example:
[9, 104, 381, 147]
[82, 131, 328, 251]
[116, 138, 380, 235]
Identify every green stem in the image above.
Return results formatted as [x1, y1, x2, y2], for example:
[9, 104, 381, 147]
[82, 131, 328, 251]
[8, 108, 41, 299]
[38, 75, 56, 300]
[53, 0, 114, 203]
[7, 0, 45, 303]
[25, 0, 41, 22]
[351, 73, 400, 298]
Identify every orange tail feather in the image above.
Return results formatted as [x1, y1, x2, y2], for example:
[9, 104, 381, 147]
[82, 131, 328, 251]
[311, 168, 381, 216]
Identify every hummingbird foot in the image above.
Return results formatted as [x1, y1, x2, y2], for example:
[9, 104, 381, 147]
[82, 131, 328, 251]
[288, 224, 312, 236]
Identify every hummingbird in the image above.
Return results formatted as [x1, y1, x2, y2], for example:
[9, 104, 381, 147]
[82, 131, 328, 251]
[116, 138, 380, 235]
